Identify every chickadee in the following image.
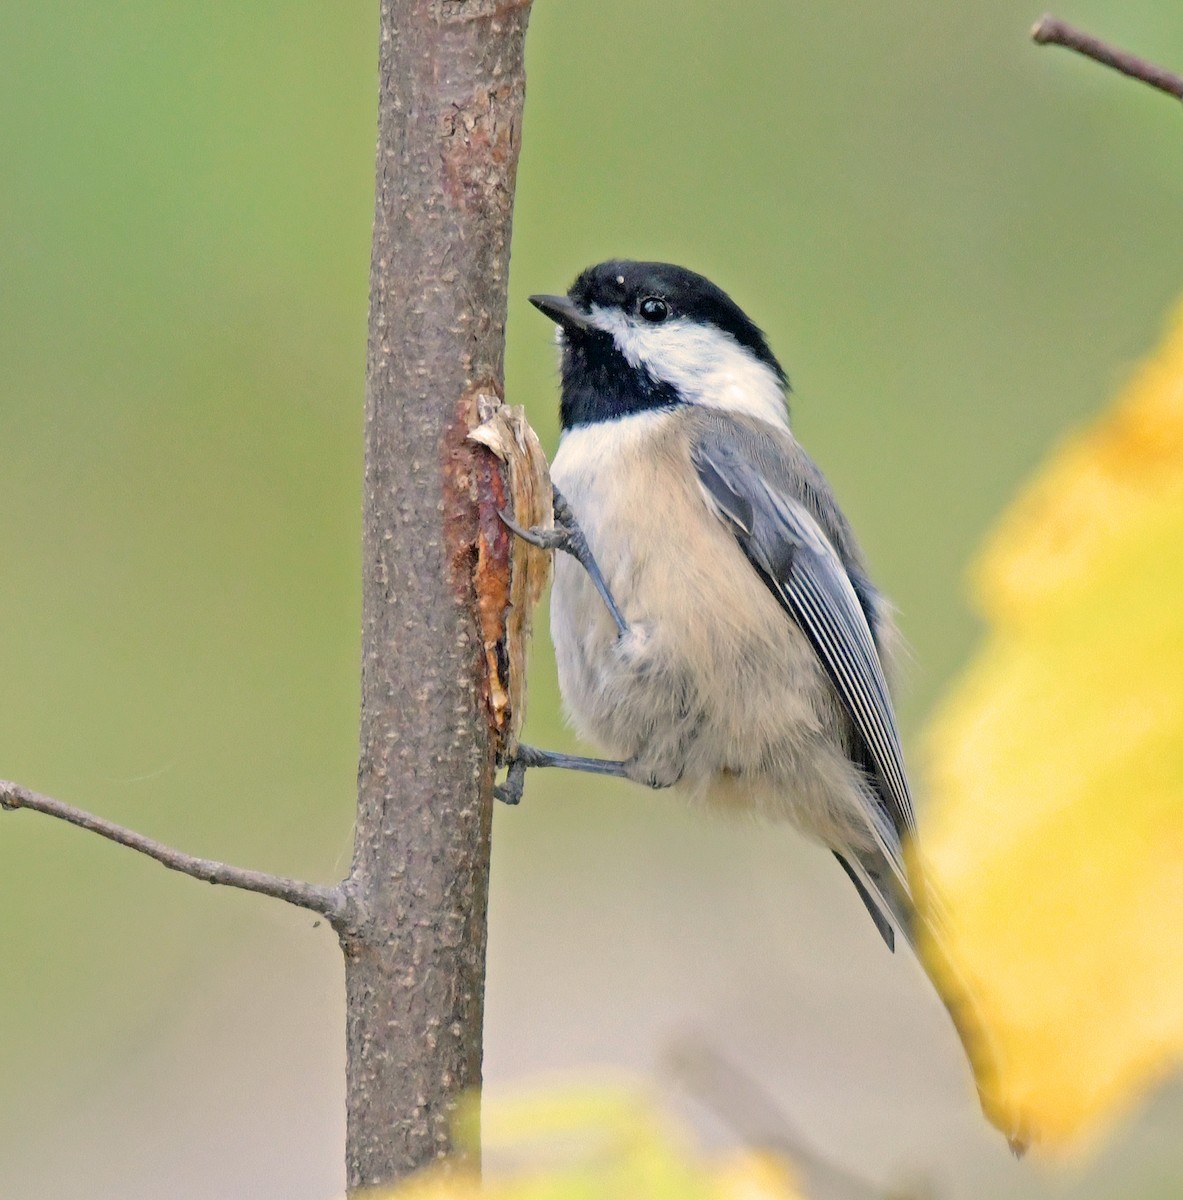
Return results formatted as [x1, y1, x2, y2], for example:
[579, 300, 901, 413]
[501, 259, 1020, 1150]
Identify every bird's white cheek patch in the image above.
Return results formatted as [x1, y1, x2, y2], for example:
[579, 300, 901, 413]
[588, 306, 789, 429]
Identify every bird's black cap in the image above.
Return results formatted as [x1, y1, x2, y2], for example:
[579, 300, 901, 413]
[566, 260, 787, 385]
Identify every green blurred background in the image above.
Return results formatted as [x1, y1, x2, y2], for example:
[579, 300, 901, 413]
[2, 2, 1182, 1196]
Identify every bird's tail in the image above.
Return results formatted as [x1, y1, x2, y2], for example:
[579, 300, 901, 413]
[840, 845, 1030, 1154]
[909, 858, 1031, 1155]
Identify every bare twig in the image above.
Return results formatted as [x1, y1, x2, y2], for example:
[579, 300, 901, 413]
[1032, 14, 1183, 102]
[1, 780, 351, 928]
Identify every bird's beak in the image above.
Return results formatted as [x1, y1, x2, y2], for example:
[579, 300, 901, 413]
[529, 293, 592, 333]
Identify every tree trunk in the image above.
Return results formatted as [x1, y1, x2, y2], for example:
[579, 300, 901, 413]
[345, 0, 532, 1189]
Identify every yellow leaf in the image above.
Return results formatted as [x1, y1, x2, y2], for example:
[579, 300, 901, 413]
[712, 1150, 803, 1200]
[371, 1084, 803, 1200]
[922, 302, 1183, 1149]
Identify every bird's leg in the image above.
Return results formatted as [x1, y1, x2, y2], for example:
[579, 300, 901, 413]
[495, 743, 630, 805]
[495, 743, 681, 805]
[499, 485, 628, 638]
[495, 486, 642, 805]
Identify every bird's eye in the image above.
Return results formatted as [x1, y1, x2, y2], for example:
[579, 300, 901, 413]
[638, 296, 669, 323]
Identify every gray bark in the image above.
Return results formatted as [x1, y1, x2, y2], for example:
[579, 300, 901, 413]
[344, 0, 533, 1190]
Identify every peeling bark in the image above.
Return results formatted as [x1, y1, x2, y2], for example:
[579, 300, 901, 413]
[469, 401, 554, 755]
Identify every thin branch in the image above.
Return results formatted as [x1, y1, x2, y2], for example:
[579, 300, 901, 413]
[1, 780, 352, 928]
[1032, 14, 1183, 102]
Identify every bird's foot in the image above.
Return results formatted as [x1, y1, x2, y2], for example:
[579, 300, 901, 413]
[494, 744, 682, 804]
[494, 743, 631, 805]
[499, 486, 629, 638]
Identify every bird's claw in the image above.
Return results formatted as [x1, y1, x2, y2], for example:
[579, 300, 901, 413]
[497, 508, 574, 554]
[498, 487, 629, 638]
[494, 756, 528, 806]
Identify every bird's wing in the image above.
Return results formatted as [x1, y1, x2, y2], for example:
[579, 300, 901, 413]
[690, 424, 917, 891]
[690, 422, 1023, 1146]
